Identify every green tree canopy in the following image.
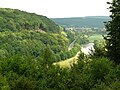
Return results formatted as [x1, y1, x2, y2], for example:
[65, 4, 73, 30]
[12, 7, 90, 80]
[105, 0, 120, 64]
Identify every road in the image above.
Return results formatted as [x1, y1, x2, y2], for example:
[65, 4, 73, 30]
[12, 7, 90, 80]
[68, 37, 78, 51]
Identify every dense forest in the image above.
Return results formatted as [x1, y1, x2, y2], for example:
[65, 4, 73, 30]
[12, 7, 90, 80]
[0, 0, 120, 89]
[0, 8, 81, 62]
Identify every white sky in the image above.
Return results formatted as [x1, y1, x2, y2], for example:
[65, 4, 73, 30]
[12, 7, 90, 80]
[0, 0, 111, 18]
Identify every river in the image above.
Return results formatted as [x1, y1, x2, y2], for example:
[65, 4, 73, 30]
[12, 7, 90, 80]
[81, 43, 94, 55]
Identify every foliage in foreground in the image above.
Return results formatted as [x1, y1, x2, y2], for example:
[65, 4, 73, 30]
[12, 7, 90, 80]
[0, 55, 120, 90]
[105, 0, 120, 64]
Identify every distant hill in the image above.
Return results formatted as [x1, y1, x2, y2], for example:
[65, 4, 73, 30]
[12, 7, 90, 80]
[51, 16, 111, 28]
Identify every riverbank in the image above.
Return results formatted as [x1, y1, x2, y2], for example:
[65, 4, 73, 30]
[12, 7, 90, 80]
[53, 43, 94, 68]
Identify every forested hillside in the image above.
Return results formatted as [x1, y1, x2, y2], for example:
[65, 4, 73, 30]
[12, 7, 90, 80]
[0, 8, 80, 62]
[0, 8, 60, 33]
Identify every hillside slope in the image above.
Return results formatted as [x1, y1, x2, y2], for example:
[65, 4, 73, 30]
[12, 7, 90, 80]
[0, 8, 80, 63]
[0, 8, 60, 33]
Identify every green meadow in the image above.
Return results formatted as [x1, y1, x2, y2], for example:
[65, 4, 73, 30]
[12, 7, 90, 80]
[88, 34, 104, 42]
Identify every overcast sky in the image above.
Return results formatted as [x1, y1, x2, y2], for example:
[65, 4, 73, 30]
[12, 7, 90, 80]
[0, 0, 112, 18]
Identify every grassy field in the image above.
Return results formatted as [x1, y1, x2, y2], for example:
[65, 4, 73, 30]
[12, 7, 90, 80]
[53, 52, 80, 68]
[88, 34, 104, 42]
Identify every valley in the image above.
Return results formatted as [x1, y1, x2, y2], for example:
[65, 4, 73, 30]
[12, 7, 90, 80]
[0, 7, 119, 90]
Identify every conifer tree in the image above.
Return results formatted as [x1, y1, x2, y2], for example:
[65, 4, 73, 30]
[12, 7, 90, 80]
[105, 0, 120, 64]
